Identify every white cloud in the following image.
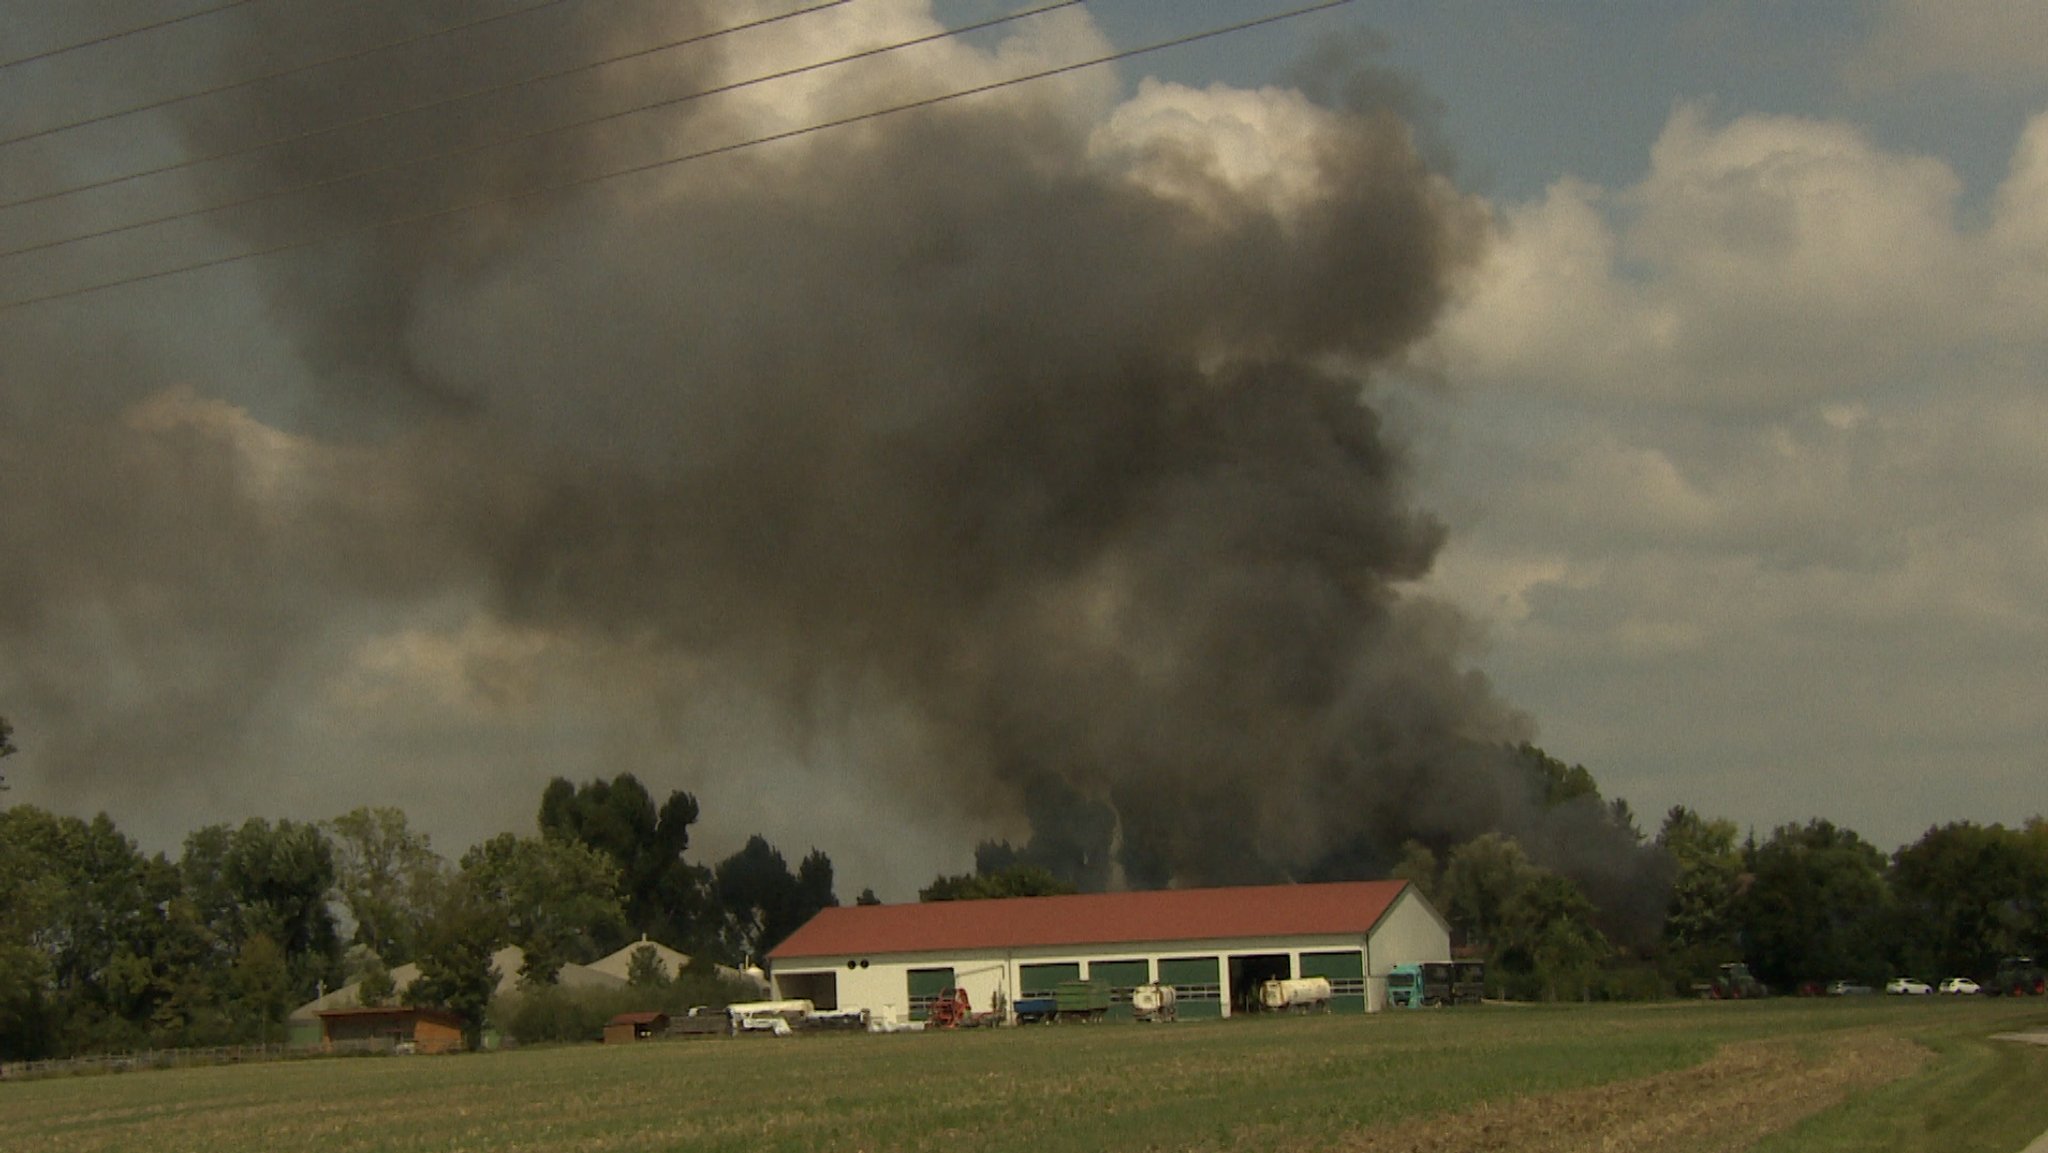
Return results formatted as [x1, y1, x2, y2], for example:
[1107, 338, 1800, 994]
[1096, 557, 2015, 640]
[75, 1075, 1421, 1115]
[1990, 111, 2048, 319]
[1419, 103, 2048, 846]
[676, 0, 1116, 157]
[1090, 78, 1359, 227]
[1629, 107, 1973, 362]
[1434, 178, 1679, 397]
[1441, 104, 1999, 409]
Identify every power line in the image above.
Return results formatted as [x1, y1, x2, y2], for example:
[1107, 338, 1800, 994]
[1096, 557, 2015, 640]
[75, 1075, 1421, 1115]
[0, 0, 263, 71]
[0, 0, 582, 150]
[0, 0, 858, 215]
[1, 0, 1077, 261]
[1, 0, 1356, 314]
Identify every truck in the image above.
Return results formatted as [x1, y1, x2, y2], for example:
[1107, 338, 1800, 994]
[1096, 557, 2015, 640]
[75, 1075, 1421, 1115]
[1386, 964, 1426, 1008]
[1418, 962, 1455, 1006]
[1993, 957, 2046, 997]
[1452, 960, 1487, 1005]
[1386, 961, 1475, 1007]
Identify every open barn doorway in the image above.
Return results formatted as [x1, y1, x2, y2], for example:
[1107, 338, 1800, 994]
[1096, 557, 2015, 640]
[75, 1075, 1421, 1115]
[1227, 953, 1291, 1015]
[775, 971, 838, 1010]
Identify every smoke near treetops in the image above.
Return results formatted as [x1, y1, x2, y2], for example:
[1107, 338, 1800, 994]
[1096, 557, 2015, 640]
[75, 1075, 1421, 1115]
[0, 2, 1656, 919]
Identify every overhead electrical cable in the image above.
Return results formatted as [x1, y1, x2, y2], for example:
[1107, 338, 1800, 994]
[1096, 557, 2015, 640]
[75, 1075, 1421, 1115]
[0, 0, 263, 71]
[1, 0, 858, 214]
[0, 0, 582, 150]
[1, 0, 1079, 260]
[0, 0, 1356, 314]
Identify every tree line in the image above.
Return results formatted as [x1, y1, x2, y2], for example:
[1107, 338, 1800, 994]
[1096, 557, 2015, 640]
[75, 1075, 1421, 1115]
[6, 714, 2047, 1057]
[1398, 794, 2048, 1003]
[918, 744, 2048, 1005]
[0, 758, 836, 1060]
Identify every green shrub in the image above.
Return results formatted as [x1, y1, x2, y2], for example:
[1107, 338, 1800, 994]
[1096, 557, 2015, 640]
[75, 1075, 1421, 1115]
[493, 968, 760, 1044]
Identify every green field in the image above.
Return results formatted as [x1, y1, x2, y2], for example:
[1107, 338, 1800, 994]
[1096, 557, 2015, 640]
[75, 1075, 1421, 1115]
[8, 999, 2047, 1152]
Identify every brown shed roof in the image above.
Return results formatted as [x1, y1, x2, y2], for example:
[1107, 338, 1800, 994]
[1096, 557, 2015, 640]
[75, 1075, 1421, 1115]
[768, 880, 1416, 961]
[314, 1005, 465, 1029]
[607, 1011, 670, 1026]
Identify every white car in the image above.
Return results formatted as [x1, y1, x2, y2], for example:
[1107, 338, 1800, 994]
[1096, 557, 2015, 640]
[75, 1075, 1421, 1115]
[1885, 977, 1933, 995]
[1938, 977, 1981, 995]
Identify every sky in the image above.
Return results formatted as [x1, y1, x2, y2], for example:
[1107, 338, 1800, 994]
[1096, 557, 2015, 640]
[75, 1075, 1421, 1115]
[2, 0, 2045, 899]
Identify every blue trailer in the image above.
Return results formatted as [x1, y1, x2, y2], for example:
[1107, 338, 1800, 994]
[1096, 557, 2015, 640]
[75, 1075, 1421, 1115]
[1012, 996, 1058, 1024]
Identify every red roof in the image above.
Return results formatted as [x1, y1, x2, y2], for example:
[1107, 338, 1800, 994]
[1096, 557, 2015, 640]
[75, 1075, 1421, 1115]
[768, 880, 1416, 960]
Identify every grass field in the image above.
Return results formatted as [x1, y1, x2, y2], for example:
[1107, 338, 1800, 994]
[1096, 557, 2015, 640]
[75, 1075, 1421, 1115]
[7, 998, 2047, 1152]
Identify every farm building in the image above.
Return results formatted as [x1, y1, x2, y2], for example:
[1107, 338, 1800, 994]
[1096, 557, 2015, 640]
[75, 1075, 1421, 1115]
[287, 937, 766, 1046]
[766, 879, 1449, 1023]
[314, 1006, 466, 1053]
[603, 1011, 670, 1044]
[287, 944, 619, 1045]
[586, 936, 692, 984]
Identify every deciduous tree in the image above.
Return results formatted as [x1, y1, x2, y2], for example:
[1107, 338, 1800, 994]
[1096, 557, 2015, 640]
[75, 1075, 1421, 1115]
[405, 875, 502, 1051]
[1501, 873, 1608, 1002]
[539, 774, 710, 950]
[460, 833, 625, 987]
[713, 836, 837, 961]
[1391, 840, 1442, 906]
[326, 806, 444, 965]
[1440, 833, 1540, 948]
[625, 944, 669, 988]
[1736, 819, 1892, 990]
[920, 865, 1076, 902]
[1890, 821, 2048, 979]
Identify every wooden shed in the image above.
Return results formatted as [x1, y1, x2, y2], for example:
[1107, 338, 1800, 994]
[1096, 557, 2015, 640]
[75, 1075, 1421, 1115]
[314, 1006, 466, 1054]
[603, 1011, 670, 1044]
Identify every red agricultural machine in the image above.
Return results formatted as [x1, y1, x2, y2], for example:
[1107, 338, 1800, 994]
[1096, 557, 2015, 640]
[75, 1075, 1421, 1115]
[926, 988, 972, 1028]
[1994, 957, 2046, 997]
[1696, 962, 1767, 999]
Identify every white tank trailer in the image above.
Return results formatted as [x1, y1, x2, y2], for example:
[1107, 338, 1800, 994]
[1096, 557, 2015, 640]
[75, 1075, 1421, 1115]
[1258, 976, 1332, 1012]
[1130, 982, 1178, 1022]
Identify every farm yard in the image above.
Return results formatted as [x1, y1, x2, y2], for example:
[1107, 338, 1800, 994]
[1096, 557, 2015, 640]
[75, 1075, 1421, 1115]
[8, 999, 2047, 1153]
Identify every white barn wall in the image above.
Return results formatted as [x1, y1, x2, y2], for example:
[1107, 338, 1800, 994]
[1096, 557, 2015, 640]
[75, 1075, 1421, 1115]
[1361, 888, 1453, 1011]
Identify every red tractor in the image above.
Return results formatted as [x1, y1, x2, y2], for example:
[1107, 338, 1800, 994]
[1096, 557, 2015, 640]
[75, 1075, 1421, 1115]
[1705, 962, 1767, 999]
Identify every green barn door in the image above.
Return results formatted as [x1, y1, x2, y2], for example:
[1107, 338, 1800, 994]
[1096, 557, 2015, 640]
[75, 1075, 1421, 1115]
[906, 967, 955, 1021]
[1090, 959, 1149, 1021]
[1299, 950, 1366, 1013]
[1157, 956, 1223, 1019]
[1019, 962, 1080, 996]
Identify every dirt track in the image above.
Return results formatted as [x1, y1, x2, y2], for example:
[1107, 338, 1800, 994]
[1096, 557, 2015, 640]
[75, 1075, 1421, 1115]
[1335, 1031, 1929, 1153]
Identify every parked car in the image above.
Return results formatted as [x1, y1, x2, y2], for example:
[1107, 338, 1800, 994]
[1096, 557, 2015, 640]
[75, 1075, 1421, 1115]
[1826, 980, 1873, 996]
[1938, 977, 1981, 995]
[1885, 978, 1933, 995]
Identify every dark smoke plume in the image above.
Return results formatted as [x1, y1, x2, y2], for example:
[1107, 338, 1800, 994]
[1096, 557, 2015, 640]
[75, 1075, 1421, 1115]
[0, 2, 1657, 920]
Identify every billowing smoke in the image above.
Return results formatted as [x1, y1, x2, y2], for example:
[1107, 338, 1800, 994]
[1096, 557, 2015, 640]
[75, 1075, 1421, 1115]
[0, 2, 1649, 911]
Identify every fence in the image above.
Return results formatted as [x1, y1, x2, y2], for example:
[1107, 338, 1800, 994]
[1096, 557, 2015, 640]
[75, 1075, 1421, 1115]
[0, 1039, 392, 1082]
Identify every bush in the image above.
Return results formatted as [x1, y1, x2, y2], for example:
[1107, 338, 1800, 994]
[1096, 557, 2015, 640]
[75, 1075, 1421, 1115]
[493, 966, 759, 1045]
[1593, 961, 1671, 1002]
